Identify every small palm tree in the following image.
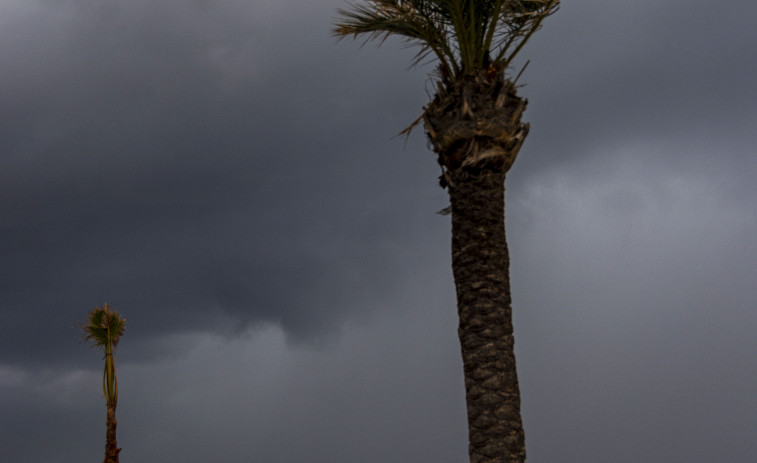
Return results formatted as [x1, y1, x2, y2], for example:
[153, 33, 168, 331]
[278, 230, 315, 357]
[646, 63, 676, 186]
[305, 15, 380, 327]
[81, 303, 126, 463]
[334, 2, 559, 462]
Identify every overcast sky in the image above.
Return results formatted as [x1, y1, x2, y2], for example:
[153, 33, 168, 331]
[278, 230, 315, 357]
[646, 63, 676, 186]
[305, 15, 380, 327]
[2, 1, 756, 462]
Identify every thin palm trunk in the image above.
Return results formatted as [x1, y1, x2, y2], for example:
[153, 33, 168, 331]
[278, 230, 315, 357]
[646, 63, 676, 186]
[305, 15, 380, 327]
[104, 405, 120, 463]
[449, 169, 524, 463]
[80, 303, 125, 463]
[102, 316, 121, 463]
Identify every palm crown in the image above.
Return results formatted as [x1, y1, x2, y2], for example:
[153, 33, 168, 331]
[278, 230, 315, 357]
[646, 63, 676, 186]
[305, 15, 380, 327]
[81, 303, 126, 408]
[334, 0, 559, 81]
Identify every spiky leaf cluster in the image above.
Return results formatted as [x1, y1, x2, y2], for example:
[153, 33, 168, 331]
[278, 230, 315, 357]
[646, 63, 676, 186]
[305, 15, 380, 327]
[81, 303, 126, 408]
[81, 303, 126, 349]
[334, 0, 559, 80]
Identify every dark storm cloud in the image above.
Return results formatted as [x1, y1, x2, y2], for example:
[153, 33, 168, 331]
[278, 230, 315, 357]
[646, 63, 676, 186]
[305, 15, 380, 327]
[1, 0, 436, 364]
[508, 0, 757, 185]
[507, 153, 757, 462]
[500, 3, 756, 461]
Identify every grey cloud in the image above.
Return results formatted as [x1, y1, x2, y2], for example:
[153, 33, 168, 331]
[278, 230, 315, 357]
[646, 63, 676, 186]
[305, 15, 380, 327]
[508, 151, 757, 463]
[1, 0, 436, 364]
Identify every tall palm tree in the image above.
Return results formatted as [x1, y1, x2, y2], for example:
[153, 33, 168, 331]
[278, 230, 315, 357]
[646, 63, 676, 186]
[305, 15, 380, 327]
[81, 303, 126, 463]
[333, 2, 559, 462]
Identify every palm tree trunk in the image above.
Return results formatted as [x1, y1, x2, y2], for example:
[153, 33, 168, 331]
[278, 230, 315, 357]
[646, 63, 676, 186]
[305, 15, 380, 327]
[104, 406, 120, 463]
[448, 169, 525, 463]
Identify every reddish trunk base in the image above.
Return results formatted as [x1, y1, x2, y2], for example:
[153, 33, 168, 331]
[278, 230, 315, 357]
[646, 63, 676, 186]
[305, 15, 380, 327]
[104, 407, 121, 463]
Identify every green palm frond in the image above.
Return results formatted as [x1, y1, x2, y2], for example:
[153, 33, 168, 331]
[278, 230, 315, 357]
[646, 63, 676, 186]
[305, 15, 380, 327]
[334, 0, 559, 80]
[81, 303, 126, 348]
[335, 0, 459, 75]
[80, 303, 126, 408]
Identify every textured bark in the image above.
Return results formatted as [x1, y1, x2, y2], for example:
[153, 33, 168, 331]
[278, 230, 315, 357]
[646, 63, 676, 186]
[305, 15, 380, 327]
[104, 406, 120, 463]
[422, 67, 529, 463]
[448, 170, 524, 463]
